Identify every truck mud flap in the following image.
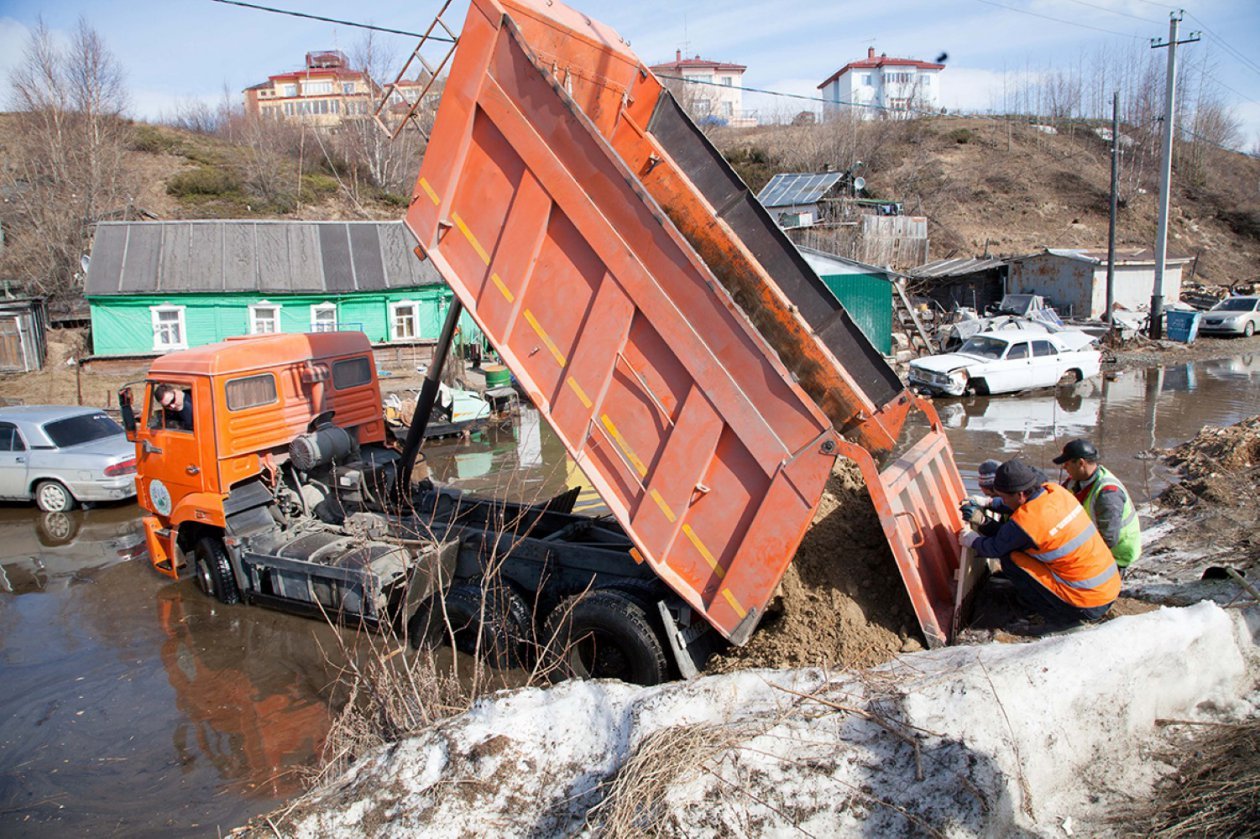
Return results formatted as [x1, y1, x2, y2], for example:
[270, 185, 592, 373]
[835, 424, 968, 647]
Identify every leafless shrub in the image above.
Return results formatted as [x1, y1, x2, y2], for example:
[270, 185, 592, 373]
[1135, 718, 1260, 838]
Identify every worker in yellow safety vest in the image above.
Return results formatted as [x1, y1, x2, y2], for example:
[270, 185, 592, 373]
[959, 458, 1119, 630]
[1053, 439, 1142, 576]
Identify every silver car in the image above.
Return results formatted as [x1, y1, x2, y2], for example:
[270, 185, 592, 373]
[1199, 295, 1260, 337]
[0, 406, 137, 511]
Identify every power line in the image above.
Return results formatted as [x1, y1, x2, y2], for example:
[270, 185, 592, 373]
[207, 0, 451, 42]
[658, 73, 952, 120]
[1185, 12, 1260, 80]
[1058, 0, 1160, 25]
[971, 0, 1146, 39]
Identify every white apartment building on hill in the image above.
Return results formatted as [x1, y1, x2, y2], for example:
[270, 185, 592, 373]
[819, 47, 944, 119]
[649, 51, 756, 127]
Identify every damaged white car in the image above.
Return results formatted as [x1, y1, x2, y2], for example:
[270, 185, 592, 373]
[908, 330, 1101, 397]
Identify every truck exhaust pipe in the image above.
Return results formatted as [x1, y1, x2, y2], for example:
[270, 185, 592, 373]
[398, 298, 464, 492]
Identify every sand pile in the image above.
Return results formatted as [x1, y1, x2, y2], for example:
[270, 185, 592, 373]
[708, 460, 921, 673]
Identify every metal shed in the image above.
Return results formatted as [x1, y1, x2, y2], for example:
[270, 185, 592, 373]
[798, 247, 894, 355]
[907, 255, 1008, 313]
[1008, 248, 1193, 319]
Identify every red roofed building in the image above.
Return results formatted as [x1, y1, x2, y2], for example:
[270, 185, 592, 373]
[244, 51, 439, 128]
[244, 50, 373, 126]
[818, 47, 944, 120]
[649, 50, 756, 127]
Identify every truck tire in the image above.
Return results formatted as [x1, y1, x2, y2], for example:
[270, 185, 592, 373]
[409, 580, 529, 668]
[34, 480, 76, 513]
[194, 536, 240, 605]
[543, 589, 670, 685]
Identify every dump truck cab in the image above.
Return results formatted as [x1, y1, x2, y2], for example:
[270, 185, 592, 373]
[120, 332, 448, 629]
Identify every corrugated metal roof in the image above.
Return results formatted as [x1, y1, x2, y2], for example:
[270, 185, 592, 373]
[756, 173, 844, 208]
[1037, 247, 1193, 265]
[797, 246, 892, 279]
[84, 220, 441, 296]
[908, 256, 1008, 279]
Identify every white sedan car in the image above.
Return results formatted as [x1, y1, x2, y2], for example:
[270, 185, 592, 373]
[1198, 295, 1260, 337]
[908, 330, 1102, 397]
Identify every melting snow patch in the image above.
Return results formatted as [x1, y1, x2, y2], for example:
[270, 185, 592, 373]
[285, 603, 1257, 838]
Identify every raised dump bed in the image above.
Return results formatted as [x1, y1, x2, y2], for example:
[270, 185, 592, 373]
[402, 0, 969, 646]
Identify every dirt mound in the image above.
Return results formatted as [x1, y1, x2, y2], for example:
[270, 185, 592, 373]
[1159, 415, 1260, 507]
[1147, 415, 1260, 575]
[707, 460, 920, 673]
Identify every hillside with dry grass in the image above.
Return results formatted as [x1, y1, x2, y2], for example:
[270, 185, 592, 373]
[2, 112, 1257, 297]
[714, 115, 1260, 285]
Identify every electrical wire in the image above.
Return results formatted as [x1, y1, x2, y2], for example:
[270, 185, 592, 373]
[207, 0, 452, 42]
[1057, 0, 1160, 25]
[1185, 12, 1260, 80]
[970, 0, 1146, 39]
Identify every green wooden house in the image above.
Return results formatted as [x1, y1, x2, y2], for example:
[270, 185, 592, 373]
[798, 247, 895, 355]
[84, 220, 479, 356]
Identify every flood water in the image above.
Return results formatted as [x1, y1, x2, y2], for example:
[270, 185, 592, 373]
[1, 352, 1256, 835]
[943, 352, 1260, 502]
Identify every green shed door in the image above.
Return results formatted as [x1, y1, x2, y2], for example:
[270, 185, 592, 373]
[818, 273, 893, 355]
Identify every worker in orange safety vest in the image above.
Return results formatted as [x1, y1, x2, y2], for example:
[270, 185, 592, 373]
[959, 458, 1119, 630]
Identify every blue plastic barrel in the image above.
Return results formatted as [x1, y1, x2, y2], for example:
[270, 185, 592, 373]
[1165, 310, 1200, 343]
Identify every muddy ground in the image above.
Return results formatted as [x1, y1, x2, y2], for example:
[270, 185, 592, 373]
[1105, 331, 1260, 372]
[1144, 415, 1260, 579]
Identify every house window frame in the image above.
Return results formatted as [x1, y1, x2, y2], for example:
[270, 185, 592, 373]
[389, 300, 418, 341]
[249, 301, 282, 335]
[150, 304, 188, 351]
[311, 302, 338, 333]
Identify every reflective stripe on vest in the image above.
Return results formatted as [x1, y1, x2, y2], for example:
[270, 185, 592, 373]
[1028, 519, 1100, 563]
[1010, 483, 1120, 609]
[1054, 562, 1118, 591]
[1083, 465, 1142, 567]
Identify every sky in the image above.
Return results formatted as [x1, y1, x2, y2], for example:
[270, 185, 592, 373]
[1, 0, 1258, 147]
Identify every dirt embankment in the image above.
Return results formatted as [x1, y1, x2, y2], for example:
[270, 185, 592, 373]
[708, 460, 921, 673]
[1153, 415, 1260, 569]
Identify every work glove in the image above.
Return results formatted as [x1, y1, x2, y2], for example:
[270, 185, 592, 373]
[958, 527, 981, 550]
[967, 494, 992, 508]
[960, 502, 986, 527]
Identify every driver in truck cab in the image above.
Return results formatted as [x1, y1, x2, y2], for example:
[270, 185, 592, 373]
[153, 384, 193, 431]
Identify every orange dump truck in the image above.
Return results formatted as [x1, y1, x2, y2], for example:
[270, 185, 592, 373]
[398, 0, 970, 647]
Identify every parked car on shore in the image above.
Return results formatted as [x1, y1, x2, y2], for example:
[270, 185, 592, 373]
[908, 330, 1101, 397]
[0, 406, 137, 511]
[1199, 295, 1260, 337]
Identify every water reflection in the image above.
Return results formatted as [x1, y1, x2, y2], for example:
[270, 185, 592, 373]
[421, 407, 608, 513]
[945, 354, 1260, 502]
[0, 507, 145, 595]
[155, 586, 332, 800]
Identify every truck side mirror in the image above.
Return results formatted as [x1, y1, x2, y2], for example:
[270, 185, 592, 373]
[118, 386, 137, 438]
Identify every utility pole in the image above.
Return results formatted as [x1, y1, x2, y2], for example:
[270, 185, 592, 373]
[1148, 11, 1199, 339]
[1106, 91, 1119, 341]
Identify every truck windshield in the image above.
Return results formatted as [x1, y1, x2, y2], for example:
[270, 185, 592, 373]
[957, 336, 1008, 359]
[44, 413, 124, 448]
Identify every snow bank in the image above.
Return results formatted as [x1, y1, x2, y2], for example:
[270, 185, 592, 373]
[285, 603, 1258, 838]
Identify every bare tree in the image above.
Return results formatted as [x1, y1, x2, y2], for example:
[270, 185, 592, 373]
[1, 17, 134, 305]
[324, 32, 429, 202]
